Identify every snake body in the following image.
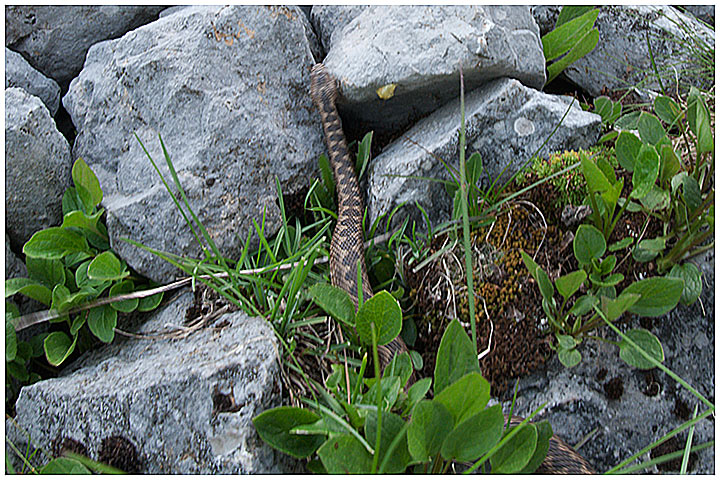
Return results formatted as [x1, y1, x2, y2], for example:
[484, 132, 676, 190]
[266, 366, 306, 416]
[310, 63, 594, 474]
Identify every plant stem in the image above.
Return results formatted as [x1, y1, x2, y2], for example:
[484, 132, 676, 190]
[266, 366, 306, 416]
[371, 324, 382, 474]
[458, 64, 478, 353]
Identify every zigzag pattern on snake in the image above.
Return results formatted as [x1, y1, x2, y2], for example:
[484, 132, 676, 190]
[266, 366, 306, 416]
[310, 62, 595, 474]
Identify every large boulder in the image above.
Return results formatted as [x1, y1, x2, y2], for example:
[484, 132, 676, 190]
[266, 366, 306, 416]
[5, 48, 61, 115]
[5, 6, 165, 88]
[366, 77, 601, 227]
[6, 291, 300, 473]
[317, 6, 546, 134]
[5, 87, 71, 248]
[63, 6, 324, 282]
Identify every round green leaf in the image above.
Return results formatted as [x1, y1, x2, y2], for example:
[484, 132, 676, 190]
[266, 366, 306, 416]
[44, 331, 78, 366]
[668, 263, 702, 306]
[491, 423, 538, 473]
[441, 404, 504, 462]
[4, 278, 52, 306]
[654, 95, 682, 126]
[253, 406, 325, 459]
[407, 400, 453, 462]
[558, 348, 582, 368]
[637, 111, 666, 145]
[87, 251, 127, 282]
[88, 305, 118, 343]
[573, 224, 606, 265]
[630, 145, 660, 200]
[355, 291, 402, 346]
[108, 280, 139, 312]
[317, 434, 373, 473]
[618, 328, 664, 369]
[555, 270, 587, 299]
[72, 158, 103, 208]
[138, 291, 164, 312]
[434, 372, 491, 426]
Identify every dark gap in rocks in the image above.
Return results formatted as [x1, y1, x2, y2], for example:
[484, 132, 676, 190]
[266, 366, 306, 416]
[98, 436, 142, 474]
[642, 370, 661, 397]
[673, 396, 691, 420]
[212, 385, 242, 415]
[54, 102, 76, 148]
[595, 367, 608, 382]
[603, 376, 624, 400]
[52, 436, 88, 458]
[651, 436, 697, 472]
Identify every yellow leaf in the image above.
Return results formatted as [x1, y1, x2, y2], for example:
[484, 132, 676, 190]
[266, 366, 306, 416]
[376, 83, 397, 100]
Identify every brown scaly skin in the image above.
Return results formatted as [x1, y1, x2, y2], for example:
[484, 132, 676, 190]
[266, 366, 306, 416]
[310, 63, 594, 474]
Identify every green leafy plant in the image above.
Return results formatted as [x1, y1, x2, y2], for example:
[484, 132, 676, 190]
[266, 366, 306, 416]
[541, 6, 600, 85]
[521, 221, 685, 367]
[5, 159, 163, 383]
[254, 311, 551, 473]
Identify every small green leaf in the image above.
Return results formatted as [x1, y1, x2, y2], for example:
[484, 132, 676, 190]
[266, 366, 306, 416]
[434, 372, 491, 426]
[621, 277, 684, 317]
[88, 305, 117, 343]
[556, 333, 578, 350]
[639, 185, 670, 211]
[558, 347, 582, 368]
[6, 319, 17, 362]
[491, 423, 538, 473]
[4, 278, 53, 305]
[72, 158, 103, 209]
[441, 404, 504, 462]
[658, 145, 681, 185]
[466, 152, 483, 185]
[601, 293, 641, 321]
[433, 319, 479, 395]
[580, 152, 612, 193]
[618, 328, 664, 369]
[518, 420, 553, 473]
[573, 224, 606, 265]
[405, 377, 432, 412]
[104, 280, 138, 312]
[615, 111, 641, 131]
[632, 237, 666, 263]
[138, 291, 164, 312]
[253, 406, 325, 459]
[569, 294, 598, 317]
[555, 270, 587, 299]
[306, 284, 349, 329]
[682, 175, 702, 213]
[87, 251, 127, 282]
[25, 257, 66, 289]
[317, 434, 372, 473]
[356, 291, 402, 346]
[608, 237, 634, 252]
[542, 8, 599, 61]
[668, 263, 702, 306]
[546, 27, 599, 84]
[407, 399, 453, 462]
[44, 331, 78, 366]
[23, 227, 90, 260]
[653, 95, 683, 126]
[556, 5, 596, 27]
[637, 112, 666, 145]
[365, 410, 411, 473]
[40, 457, 91, 474]
[61, 209, 104, 232]
[630, 145, 660, 200]
[520, 251, 554, 304]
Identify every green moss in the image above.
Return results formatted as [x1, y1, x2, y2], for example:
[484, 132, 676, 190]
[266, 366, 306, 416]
[516, 145, 617, 207]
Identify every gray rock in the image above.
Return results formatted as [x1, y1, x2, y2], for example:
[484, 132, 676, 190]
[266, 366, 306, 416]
[310, 5, 367, 54]
[5, 6, 165, 88]
[63, 6, 324, 283]
[366, 77, 601, 227]
[679, 5, 714, 27]
[530, 5, 562, 36]
[5, 48, 60, 115]
[5, 87, 71, 246]
[6, 291, 300, 474]
[322, 6, 546, 134]
[5, 234, 26, 281]
[504, 249, 715, 474]
[538, 6, 714, 97]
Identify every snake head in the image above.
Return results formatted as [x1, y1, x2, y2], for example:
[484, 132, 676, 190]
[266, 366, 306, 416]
[310, 63, 338, 108]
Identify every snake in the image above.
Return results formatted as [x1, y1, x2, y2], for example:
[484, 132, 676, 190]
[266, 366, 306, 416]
[310, 63, 595, 474]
